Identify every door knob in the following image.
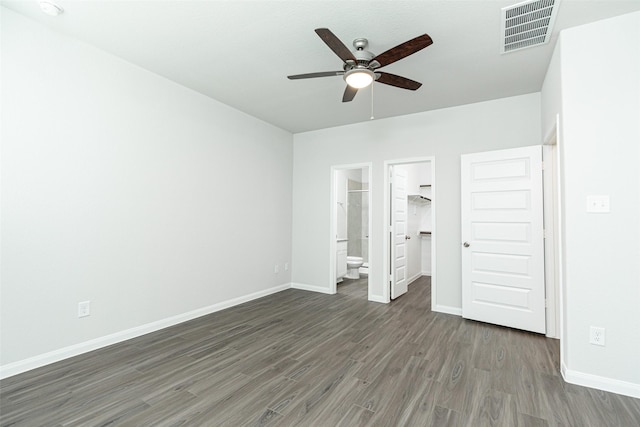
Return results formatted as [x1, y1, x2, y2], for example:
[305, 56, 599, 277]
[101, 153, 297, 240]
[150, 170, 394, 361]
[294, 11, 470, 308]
[463, 242, 470, 247]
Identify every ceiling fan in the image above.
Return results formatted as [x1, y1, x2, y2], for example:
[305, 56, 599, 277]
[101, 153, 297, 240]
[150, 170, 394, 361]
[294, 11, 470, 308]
[288, 28, 433, 102]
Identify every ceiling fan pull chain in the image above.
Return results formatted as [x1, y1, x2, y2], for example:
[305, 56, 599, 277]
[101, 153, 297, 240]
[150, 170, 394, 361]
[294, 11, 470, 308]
[370, 83, 375, 120]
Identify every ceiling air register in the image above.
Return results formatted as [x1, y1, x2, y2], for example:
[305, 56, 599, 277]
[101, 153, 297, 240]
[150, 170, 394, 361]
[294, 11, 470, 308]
[501, 0, 560, 53]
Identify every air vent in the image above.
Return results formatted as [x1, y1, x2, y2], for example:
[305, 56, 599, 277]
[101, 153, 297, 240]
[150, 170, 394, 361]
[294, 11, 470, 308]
[500, 0, 560, 53]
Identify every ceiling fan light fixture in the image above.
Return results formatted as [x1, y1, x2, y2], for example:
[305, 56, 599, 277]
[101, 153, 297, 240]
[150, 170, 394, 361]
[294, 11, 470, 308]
[344, 69, 374, 89]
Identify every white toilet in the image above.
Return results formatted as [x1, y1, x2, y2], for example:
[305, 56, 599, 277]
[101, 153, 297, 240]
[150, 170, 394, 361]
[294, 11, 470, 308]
[345, 256, 363, 279]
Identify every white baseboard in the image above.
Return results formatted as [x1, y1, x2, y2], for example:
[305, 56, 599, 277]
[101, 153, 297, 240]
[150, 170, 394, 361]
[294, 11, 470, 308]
[561, 361, 640, 399]
[0, 283, 291, 380]
[433, 304, 462, 316]
[407, 273, 422, 285]
[368, 294, 388, 304]
[421, 269, 431, 276]
[290, 282, 333, 294]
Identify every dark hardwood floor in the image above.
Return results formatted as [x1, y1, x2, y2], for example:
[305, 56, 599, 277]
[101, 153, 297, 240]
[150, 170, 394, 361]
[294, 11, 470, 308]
[2, 276, 639, 426]
[337, 276, 368, 299]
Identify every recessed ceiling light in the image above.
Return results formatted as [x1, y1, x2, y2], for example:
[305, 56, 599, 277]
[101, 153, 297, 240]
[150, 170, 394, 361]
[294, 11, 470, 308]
[39, 1, 64, 17]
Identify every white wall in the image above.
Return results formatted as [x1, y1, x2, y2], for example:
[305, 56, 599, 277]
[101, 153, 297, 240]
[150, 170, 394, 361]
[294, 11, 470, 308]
[292, 93, 541, 307]
[0, 9, 293, 373]
[549, 12, 640, 396]
[334, 169, 348, 239]
[401, 162, 429, 197]
[541, 39, 562, 140]
[421, 236, 432, 275]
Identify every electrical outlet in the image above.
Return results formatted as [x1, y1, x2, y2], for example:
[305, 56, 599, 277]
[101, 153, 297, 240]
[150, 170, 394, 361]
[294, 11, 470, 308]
[589, 326, 605, 346]
[274, 264, 279, 274]
[284, 262, 289, 271]
[78, 301, 91, 318]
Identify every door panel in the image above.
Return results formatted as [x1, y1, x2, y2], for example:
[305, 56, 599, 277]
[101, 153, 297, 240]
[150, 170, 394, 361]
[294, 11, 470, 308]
[391, 167, 408, 299]
[472, 222, 530, 242]
[461, 146, 545, 334]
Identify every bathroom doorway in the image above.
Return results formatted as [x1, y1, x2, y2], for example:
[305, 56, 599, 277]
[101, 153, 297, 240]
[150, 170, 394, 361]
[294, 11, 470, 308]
[384, 158, 435, 304]
[330, 164, 372, 298]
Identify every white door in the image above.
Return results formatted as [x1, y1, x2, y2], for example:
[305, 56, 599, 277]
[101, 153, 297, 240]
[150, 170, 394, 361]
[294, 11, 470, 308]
[461, 146, 545, 333]
[391, 167, 408, 299]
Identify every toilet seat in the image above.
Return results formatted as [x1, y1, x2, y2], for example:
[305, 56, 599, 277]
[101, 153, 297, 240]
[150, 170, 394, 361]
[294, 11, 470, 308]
[347, 256, 363, 265]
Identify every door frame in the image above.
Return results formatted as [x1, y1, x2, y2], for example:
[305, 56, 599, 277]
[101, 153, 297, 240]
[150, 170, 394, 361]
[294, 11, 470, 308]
[329, 163, 373, 296]
[543, 140, 558, 338]
[543, 114, 564, 342]
[383, 157, 436, 304]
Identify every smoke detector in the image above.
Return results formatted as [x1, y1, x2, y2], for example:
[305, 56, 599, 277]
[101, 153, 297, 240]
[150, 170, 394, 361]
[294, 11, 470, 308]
[500, 0, 560, 53]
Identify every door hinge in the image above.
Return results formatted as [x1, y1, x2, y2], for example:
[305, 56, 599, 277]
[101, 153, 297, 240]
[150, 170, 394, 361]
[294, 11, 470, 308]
[541, 161, 545, 170]
[545, 299, 548, 308]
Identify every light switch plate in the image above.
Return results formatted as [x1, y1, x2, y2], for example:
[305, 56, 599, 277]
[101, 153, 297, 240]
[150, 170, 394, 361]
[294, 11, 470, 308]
[78, 301, 90, 318]
[586, 195, 610, 213]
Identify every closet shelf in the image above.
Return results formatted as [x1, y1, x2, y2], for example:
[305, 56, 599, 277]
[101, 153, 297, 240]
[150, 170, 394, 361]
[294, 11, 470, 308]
[408, 194, 431, 203]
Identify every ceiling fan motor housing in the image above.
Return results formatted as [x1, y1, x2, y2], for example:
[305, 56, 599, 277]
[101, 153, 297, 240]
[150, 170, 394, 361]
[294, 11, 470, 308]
[344, 41, 378, 72]
[354, 40, 374, 61]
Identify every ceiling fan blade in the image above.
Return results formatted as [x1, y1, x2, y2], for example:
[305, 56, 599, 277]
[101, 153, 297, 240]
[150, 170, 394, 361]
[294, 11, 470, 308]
[288, 71, 344, 80]
[372, 34, 433, 68]
[315, 28, 357, 63]
[342, 85, 358, 102]
[376, 72, 422, 90]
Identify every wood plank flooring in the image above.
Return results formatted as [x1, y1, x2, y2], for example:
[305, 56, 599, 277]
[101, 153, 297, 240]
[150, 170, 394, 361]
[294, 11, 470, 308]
[2, 276, 640, 426]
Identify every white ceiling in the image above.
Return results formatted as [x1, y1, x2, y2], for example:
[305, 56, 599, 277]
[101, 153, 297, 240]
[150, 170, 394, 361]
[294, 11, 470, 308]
[4, 0, 640, 133]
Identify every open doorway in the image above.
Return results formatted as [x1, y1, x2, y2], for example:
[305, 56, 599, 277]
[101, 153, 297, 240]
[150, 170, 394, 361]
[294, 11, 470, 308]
[330, 164, 372, 298]
[384, 158, 435, 304]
